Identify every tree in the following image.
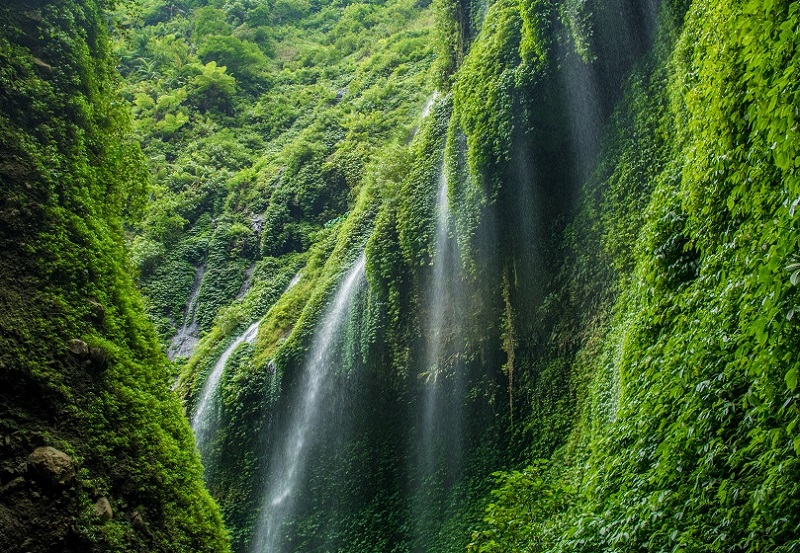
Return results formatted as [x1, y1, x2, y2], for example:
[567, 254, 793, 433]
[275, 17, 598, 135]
[188, 60, 237, 113]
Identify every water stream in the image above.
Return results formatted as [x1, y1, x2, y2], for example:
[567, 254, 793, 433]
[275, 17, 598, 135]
[192, 320, 260, 452]
[420, 91, 438, 120]
[168, 264, 206, 360]
[193, 271, 304, 458]
[252, 254, 367, 553]
[414, 164, 466, 549]
[237, 262, 257, 299]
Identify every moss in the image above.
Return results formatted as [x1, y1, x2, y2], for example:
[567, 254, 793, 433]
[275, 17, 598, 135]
[0, 2, 229, 551]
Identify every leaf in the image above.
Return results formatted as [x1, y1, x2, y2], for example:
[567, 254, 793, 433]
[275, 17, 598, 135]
[787, 368, 799, 391]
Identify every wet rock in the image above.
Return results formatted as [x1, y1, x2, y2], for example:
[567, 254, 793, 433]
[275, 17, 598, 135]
[27, 446, 75, 487]
[94, 497, 112, 522]
[67, 339, 89, 357]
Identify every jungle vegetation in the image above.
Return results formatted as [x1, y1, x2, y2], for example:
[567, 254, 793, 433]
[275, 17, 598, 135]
[1, 0, 798, 551]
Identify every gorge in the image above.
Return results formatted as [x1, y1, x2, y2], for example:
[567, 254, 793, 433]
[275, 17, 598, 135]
[1, 0, 799, 551]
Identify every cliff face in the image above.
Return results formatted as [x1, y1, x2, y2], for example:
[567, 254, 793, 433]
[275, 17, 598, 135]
[444, 0, 800, 550]
[126, 0, 800, 551]
[0, 2, 229, 551]
[3, 0, 799, 551]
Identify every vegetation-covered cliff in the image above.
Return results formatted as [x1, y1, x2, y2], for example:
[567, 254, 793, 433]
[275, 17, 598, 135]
[2, 0, 799, 551]
[0, 1, 229, 551]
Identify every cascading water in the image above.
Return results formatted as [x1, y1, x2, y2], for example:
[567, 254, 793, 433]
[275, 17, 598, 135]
[421, 169, 452, 444]
[237, 262, 257, 299]
[252, 254, 367, 553]
[168, 264, 206, 360]
[193, 271, 304, 459]
[420, 91, 438, 120]
[192, 321, 260, 452]
[414, 164, 467, 549]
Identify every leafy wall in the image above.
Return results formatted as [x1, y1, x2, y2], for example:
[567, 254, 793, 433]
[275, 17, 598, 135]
[121, 0, 800, 551]
[0, 1, 230, 551]
[455, 0, 800, 551]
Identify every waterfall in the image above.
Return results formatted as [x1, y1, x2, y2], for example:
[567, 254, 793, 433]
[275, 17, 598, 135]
[193, 271, 304, 459]
[237, 262, 257, 299]
[426, 168, 451, 377]
[192, 320, 260, 453]
[414, 165, 466, 549]
[252, 254, 367, 553]
[420, 91, 438, 120]
[168, 263, 206, 360]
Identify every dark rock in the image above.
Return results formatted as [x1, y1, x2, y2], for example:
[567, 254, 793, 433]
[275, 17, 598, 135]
[0, 476, 25, 496]
[94, 497, 112, 522]
[130, 510, 145, 531]
[88, 346, 110, 371]
[27, 446, 75, 487]
[86, 298, 106, 324]
[67, 339, 89, 357]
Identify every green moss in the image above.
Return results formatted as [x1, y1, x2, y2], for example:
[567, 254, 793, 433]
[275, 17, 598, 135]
[466, 0, 800, 551]
[0, 1, 230, 551]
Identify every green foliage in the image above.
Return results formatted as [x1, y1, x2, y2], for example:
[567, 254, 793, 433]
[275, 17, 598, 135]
[0, 1, 230, 551]
[189, 60, 237, 113]
[462, 0, 800, 552]
[467, 461, 569, 553]
[115, 0, 800, 551]
[197, 35, 268, 91]
[119, 0, 441, 549]
[120, 0, 437, 357]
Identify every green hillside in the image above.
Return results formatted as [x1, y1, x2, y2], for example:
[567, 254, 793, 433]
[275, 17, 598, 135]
[0, 1, 229, 551]
[2, 0, 799, 551]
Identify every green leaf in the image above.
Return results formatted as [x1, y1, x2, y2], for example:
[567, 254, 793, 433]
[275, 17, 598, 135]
[787, 368, 799, 391]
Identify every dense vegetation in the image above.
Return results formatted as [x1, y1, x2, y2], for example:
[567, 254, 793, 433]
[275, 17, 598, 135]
[0, 1, 229, 551]
[2, 0, 798, 551]
[449, 0, 800, 550]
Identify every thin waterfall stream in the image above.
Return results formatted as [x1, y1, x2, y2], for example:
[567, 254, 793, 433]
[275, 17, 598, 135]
[192, 320, 259, 451]
[193, 271, 304, 459]
[414, 163, 466, 549]
[420, 168, 451, 461]
[169, 263, 206, 361]
[252, 254, 367, 553]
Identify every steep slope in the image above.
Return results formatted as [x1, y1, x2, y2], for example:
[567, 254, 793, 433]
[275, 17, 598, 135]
[448, 0, 800, 550]
[0, 1, 229, 551]
[118, 0, 441, 550]
[127, 0, 800, 552]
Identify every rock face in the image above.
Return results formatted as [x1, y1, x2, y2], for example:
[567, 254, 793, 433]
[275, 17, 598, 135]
[26, 447, 75, 487]
[94, 497, 112, 522]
